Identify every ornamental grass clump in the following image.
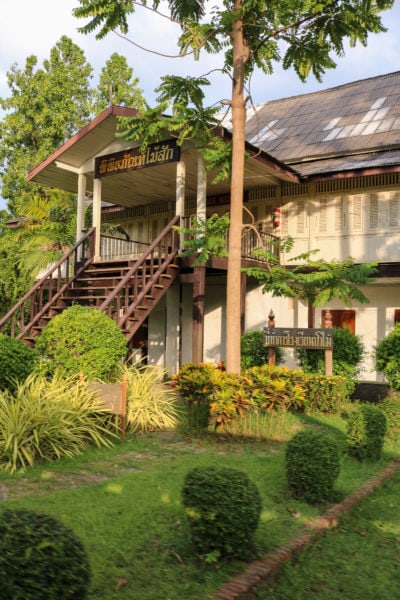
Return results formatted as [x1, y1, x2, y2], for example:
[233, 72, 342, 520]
[285, 429, 341, 503]
[182, 466, 262, 562]
[346, 404, 387, 461]
[0, 509, 91, 599]
[121, 363, 179, 432]
[0, 372, 117, 473]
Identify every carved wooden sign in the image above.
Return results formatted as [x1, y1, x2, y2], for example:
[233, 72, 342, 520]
[264, 327, 333, 349]
[95, 140, 180, 178]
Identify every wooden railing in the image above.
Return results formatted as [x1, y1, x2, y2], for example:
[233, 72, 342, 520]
[0, 228, 96, 339]
[180, 216, 280, 263]
[99, 216, 180, 329]
[100, 235, 150, 261]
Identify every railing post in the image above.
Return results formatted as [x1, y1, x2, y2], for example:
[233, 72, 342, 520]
[268, 309, 276, 366]
[324, 309, 333, 376]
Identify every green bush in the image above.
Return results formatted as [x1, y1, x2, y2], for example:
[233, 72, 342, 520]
[182, 466, 262, 561]
[0, 334, 38, 392]
[285, 429, 341, 503]
[346, 404, 387, 461]
[378, 394, 400, 439]
[35, 305, 127, 380]
[295, 327, 364, 396]
[240, 329, 283, 370]
[0, 372, 116, 473]
[304, 373, 349, 413]
[174, 362, 224, 430]
[375, 324, 400, 391]
[0, 509, 91, 599]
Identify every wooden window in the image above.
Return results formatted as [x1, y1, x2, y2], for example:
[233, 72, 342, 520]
[394, 309, 400, 324]
[321, 309, 355, 334]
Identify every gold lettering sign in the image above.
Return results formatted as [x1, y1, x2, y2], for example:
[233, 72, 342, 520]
[264, 327, 333, 349]
[95, 140, 181, 178]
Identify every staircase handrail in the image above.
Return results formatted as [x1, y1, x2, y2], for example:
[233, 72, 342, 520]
[98, 216, 180, 314]
[0, 228, 96, 338]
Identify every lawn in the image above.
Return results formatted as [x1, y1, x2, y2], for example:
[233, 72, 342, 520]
[0, 407, 399, 600]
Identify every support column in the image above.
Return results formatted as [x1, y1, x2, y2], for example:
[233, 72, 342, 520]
[176, 160, 186, 250]
[92, 178, 102, 261]
[76, 174, 86, 260]
[240, 272, 247, 335]
[196, 154, 206, 221]
[192, 265, 205, 364]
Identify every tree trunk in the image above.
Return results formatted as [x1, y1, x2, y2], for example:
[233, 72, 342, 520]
[225, 0, 248, 373]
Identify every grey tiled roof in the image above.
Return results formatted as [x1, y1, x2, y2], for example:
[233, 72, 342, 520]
[241, 71, 400, 177]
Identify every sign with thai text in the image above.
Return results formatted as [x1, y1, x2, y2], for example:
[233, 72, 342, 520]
[264, 327, 333, 349]
[95, 140, 180, 178]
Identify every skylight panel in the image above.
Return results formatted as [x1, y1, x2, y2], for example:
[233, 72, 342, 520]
[324, 117, 342, 130]
[371, 97, 386, 110]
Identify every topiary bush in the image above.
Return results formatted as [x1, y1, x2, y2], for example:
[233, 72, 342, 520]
[0, 509, 91, 599]
[295, 326, 364, 396]
[0, 334, 38, 392]
[375, 324, 400, 391]
[35, 305, 127, 380]
[285, 429, 341, 503]
[182, 466, 262, 561]
[346, 404, 387, 461]
[378, 394, 400, 439]
[240, 329, 283, 370]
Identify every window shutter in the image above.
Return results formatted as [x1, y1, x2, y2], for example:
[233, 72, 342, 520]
[369, 193, 379, 230]
[389, 191, 399, 228]
[318, 197, 328, 233]
[334, 196, 344, 232]
[350, 195, 362, 232]
[296, 199, 305, 234]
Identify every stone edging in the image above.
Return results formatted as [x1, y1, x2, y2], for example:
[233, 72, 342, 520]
[213, 460, 400, 600]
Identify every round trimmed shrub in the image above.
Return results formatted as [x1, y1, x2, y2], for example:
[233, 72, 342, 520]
[286, 429, 341, 503]
[241, 329, 283, 370]
[35, 305, 127, 381]
[0, 334, 38, 392]
[346, 404, 387, 461]
[0, 509, 91, 599]
[182, 466, 262, 561]
[375, 324, 400, 391]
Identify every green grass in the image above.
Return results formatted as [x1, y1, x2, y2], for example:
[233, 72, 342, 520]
[251, 470, 400, 600]
[0, 407, 398, 600]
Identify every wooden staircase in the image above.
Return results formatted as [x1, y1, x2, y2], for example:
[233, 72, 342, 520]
[0, 216, 181, 346]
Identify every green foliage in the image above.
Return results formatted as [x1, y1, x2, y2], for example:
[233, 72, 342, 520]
[378, 394, 400, 439]
[346, 404, 387, 461]
[94, 52, 144, 113]
[245, 248, 376, 307]
[240, 329, 283, 370]
[0, 334, 38, 392]
[173, 362, 225, 430]
[176, 213, 230, 265]
[0, 372, 116, 473]
[295, 327, 364, 396]
[375, 324, 400, 391]
[304, 373, 348, 413]
[0, 509, 91, 599]
[182, 466, 262, 561]
[285, 429, 341, 503]
[175, 363, 349, 430]
[120, 363, 179, 432]
[35, 305, 127, 381]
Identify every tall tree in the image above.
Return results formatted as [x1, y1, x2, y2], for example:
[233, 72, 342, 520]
[0, 36, 93, 215]
[94, 52, 144, 113]
[74, 0, 393, 373]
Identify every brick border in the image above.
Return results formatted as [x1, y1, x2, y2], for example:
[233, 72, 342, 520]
[213, 460, 400, 600]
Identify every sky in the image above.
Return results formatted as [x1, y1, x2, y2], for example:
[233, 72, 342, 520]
[1, 0, 400, 208]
